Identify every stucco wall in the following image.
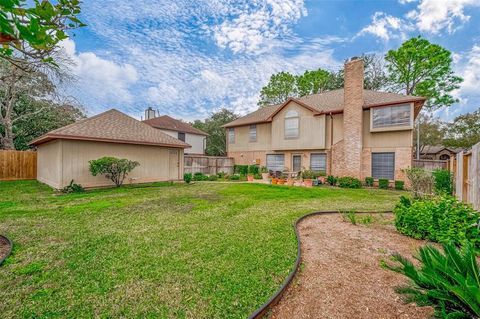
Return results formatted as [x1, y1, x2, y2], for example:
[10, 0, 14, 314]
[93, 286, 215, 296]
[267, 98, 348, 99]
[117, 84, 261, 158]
[37, 139, 184, 189]
[36, 139, 62, 189]
[227, 123, 272, 153]
[159, 129, 205, 154]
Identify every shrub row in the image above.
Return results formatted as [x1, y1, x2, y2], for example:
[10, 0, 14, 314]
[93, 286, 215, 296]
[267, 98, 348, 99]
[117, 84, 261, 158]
[394, 195, 480, 248]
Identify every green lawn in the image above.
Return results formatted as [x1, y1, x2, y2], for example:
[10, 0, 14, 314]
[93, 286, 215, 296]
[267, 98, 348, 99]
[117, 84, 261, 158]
[0, 181, 402, 318]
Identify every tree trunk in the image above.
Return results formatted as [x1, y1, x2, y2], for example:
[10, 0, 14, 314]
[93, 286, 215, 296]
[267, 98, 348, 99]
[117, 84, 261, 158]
[1, 118, 15, 150]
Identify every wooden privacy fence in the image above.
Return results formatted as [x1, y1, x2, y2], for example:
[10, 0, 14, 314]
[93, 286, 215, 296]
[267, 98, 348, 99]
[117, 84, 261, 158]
[413, 159, 449, 171]
[455, 142, 480, 211]
[0, 150, 37, 181]
[184, 155, 234, 175]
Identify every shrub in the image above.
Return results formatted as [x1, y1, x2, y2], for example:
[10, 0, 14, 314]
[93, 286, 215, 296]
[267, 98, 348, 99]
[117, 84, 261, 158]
[365, 177, 374, 187]
[394, 195, 480, 248]
[61, 180, 84, 193]
[208, 175, 218, 181]
[229, 174, 240, 181]
[326, 175, 337, 186]
[217, 171, 226, 179]
[432, 169, 453, 195]
[395, 180, 404, 190]
[248, 165, 259, 175]
[378, 178, 389, 189]
[253, 174, 262, 180]
[183, 173, 192, 184]
[89, 157, 140, 187]
[337, 176, 362, 189]
[301, 169, 315, 179]
[193, 172, 209, 181]
[260, 166, 268, 173]
[404, 167, 434, 198]
[234, 165, 248, 175]
[341, 211, 357, 225]
[384, 243, 480, 319]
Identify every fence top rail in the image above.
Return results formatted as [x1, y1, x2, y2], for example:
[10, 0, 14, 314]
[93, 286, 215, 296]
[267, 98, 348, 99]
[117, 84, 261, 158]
[184, 155, 233, 159]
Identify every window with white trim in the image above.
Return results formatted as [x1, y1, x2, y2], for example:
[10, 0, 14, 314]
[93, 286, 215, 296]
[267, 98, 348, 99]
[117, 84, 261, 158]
[284, 110, 299, 139]
[249, 124, 257, 142]
[266, 154, 285, 172]
[372, 104, 411, 129]
[310, 153, 327, 174]
[372, 152, 395, 180]
[228, 128, 235, 143]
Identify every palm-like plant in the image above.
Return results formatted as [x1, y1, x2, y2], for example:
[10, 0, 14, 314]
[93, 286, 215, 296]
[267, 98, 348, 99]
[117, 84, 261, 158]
[385, 243, 480, 318]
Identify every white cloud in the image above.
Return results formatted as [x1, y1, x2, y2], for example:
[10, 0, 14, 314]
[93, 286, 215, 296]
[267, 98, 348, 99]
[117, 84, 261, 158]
[210, 0, 307, 54]
[399, 0, 417, 4]
[61, 39, 138, 110]
[407, 0, 480, 34]
[358, 12, 412, 41]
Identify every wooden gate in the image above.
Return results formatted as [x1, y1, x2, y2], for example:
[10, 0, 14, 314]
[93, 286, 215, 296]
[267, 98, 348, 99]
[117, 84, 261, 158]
[0, 150, 37, 181]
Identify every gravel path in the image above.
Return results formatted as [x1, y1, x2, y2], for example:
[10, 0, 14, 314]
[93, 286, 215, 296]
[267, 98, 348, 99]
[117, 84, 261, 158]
[270, 214, 433, 319]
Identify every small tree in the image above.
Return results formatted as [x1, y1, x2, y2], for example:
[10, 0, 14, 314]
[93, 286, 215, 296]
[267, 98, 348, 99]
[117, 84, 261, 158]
[89, 157, 139, 187]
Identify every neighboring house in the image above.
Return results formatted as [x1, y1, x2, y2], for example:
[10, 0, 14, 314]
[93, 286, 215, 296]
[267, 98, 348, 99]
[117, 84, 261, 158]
[418, 145, 463, 161]
[143, 110, 208, 155]
[223, 58, 426, 183]
[30, 109, 189, 189]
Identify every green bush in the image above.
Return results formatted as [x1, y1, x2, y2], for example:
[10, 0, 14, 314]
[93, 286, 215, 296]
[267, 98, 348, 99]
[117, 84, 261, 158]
[234, 165, 248, 175]
[341, 210, 357, 225]
[432, 169, 453, 195]
[208, 175, 218, 181]
[404, 167, 434, 198]
[394, 195, 480, 248]
[337, 176, 362, 189]
[253, 174, 262, 180]
[385, 243, 480, 318]
[394, 180, 404, 190]
[193, 172, 209, 181]
[229, 174, 240, 181]
[183, 173, 192, 184]
[217, 171, 226, 179]
[248, 165, 259, 175]
[326, 175, 337, 186]
[61, 180, 84, 193]
[89, 157, 140, 187]
[260, 166, 268, 173]
[365, 177, 374, 187]
[378, 178, 389, 189]
[301, 169, 315, 179]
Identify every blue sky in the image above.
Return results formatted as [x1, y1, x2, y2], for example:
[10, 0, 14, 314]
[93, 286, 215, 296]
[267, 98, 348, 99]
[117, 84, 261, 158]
[62, 0, 480, 121]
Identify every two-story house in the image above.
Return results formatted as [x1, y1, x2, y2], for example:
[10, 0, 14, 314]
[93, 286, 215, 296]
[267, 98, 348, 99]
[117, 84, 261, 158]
[223, 58, 426, 182]
[143, 110, 208, 155]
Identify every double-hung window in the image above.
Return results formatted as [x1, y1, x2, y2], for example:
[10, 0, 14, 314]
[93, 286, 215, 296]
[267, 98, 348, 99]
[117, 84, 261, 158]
[178, 132, 186, 142]
[266, 154, 285, 172]
[284, 110, 299, 139]
[228, 128, 235, 143]
[249, 124, 257, 142]
[310, 153, 327, 174]
[372, 104, 411, 129]
[372, 152, 395, 180]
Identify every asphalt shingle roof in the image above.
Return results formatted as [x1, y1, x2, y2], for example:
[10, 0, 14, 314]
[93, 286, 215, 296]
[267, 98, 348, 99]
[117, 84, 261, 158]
[30, 109, 190, 148]
[143, 115, 208, 136]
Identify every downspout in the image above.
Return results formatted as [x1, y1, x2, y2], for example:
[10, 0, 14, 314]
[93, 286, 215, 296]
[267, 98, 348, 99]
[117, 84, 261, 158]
[328, 113, 334, 175]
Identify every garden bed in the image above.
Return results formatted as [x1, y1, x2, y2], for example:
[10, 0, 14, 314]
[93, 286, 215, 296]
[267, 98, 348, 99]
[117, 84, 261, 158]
[270, 213, 434, 319]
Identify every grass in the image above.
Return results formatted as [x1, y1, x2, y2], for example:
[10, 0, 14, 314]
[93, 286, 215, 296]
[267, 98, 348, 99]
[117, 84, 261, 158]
[0, 181, 402, 318]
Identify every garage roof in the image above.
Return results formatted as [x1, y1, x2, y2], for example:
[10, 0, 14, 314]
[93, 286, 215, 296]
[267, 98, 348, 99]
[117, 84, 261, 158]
[30, 109, 190, 148]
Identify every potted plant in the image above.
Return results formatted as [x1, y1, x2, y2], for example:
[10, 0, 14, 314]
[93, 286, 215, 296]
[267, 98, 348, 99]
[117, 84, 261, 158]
[317, 171, 326, 184]
[247, 165, 258, 182]
[272, 177, 278, 185]
[302, 169, 314, 187]
[260, 166, 269, 181]
[286, 177, 295, 186]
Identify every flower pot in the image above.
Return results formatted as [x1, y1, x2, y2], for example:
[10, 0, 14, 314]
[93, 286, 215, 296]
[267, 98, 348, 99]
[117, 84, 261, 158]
[303, 179, 313, 187]
[247, 175, 254, 182]
[286, 178, 295, 186]
[272, 178, 278, 185]
[277, 179, 285, 185]
[318, 176, 326, 184]
[261, 173, 269, 181]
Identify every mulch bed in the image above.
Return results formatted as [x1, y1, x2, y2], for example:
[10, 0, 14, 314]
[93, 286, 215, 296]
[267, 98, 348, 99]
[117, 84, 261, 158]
[0, 235, 12, 265]
[270, 214, 434, 319]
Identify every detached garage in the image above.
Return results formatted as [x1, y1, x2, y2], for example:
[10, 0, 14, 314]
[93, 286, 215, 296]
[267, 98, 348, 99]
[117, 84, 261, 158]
[30, 109, 189, 189]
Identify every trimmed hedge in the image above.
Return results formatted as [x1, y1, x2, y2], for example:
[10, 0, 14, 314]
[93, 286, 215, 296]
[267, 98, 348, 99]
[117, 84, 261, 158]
[234, 165, 248, 175]
[337, 177, 362, 189]
[394, 180, 404, 190]
[378, 178, 389, 189]
[394, 195, 480, 248]
[432, 169, 453, 195]
[365, 177, 374, 187]
[326, 175, 337, 186]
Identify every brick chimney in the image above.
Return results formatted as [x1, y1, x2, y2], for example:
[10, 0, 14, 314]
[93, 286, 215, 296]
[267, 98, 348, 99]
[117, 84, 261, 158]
[342, 57, 364, 178]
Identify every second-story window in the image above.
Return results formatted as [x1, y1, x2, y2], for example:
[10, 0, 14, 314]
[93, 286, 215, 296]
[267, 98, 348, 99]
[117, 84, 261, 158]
[228, 128, 235, 143]
[249, 124, 257, 142]
[285, 110, 299, 139]
[372, 104, 411, 129]
[178, 132, 186, 142]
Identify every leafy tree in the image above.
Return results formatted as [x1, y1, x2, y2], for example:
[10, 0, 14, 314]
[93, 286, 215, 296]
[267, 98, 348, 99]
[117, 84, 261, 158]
[385, 36, 463, 110]
[89, 157, 140, 187]
[413, 113, 445, 154]
[362, 54, 390, 91]
[192, 109, 238, 156]
[444, 108, 480, 148]
[296, 69, 337, 97]
[0, 0, 85, 67]
[258, 72, 297, 107]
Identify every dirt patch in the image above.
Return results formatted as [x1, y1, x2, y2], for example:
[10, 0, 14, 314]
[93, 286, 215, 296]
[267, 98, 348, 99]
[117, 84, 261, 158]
[0, 236, 11, 264]
[270, 214, 433, 319]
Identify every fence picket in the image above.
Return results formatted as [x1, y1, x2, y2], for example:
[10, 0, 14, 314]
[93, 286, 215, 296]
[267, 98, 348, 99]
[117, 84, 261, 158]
[0, 150, 37, 181]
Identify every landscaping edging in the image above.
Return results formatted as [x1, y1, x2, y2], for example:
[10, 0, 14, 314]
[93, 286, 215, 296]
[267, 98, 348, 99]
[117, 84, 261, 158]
[0, 235, 12, 266]
[248, 210, 392, 319]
